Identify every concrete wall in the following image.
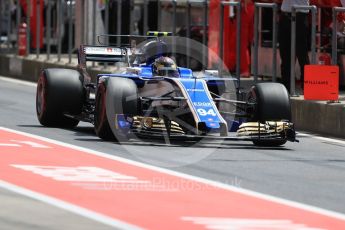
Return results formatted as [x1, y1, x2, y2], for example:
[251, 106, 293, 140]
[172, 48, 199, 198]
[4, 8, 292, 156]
[0, 54, 111, 82]
[291, 99, 345, 138]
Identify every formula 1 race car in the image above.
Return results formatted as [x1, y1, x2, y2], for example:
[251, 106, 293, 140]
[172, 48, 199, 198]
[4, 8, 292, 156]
[36, 32, 297, 146]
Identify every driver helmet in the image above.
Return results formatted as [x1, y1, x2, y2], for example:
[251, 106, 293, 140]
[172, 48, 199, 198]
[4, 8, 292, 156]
[141, 40, 168, 65]
[152, 56, 179, 78]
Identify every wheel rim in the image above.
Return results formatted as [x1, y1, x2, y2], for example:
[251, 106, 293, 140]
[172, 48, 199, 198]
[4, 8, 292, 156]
[96, 90, 106, 128]
[36, 76, 46, 117]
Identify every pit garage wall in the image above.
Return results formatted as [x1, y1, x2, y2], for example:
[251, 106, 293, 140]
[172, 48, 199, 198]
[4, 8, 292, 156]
[291, 99, 345, 138]
[0, 54, 110, 83]
[0, 54, 345, 139]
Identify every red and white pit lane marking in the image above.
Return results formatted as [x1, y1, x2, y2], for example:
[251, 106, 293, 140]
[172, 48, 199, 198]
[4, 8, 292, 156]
[1, 127, 345, 229]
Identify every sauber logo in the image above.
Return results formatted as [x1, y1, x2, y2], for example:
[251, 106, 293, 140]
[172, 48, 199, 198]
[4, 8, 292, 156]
[85, 47, 122, 55]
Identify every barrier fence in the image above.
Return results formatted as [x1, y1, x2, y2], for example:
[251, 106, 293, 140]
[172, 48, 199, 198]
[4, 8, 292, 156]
[0, 0, 344, 92]
[27, 2, 31, 57]
[46, 0, 51, 60]
[290, 5, 317, 96]
[36, 0, 40, 58]
[332, 7, 345, 65]
[158, 0, 177, 34]
[57, 0, 61, 62]
[186, 0, 208, 69]
[219, 1, 241, 83]
[15, 0, 21, 55]
[253, 2, 278, 83]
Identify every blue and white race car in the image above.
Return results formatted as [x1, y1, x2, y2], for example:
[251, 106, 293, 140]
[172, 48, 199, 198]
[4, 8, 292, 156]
[36, 33, 296, 146]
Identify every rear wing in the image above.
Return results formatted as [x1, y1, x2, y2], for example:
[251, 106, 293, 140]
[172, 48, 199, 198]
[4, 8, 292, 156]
[78, 45, 129, 66]
[96, 33, 171, 46]
[78, 32, 173, 67]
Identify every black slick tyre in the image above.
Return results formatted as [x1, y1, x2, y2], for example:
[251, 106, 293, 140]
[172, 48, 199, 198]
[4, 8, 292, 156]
[36, 69, 84, 128]
[247, 83, 291, 147]
[95, 77, 138, 141]
[94, 82, 115, 140]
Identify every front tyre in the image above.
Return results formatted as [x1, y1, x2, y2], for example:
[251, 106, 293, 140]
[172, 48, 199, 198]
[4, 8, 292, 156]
[94, 82, 115, 140]
[252, 139, 287, 147]
[247, 83, 291, 147]
[95, 77, 138, 142]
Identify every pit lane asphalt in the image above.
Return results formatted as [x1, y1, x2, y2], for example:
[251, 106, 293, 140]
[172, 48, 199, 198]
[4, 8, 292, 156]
[1, 76, 345, 228]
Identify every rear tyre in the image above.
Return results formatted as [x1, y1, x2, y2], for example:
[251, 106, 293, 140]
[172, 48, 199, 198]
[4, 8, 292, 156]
[36, 69, 84, 128]
[247, 83, 291, 147]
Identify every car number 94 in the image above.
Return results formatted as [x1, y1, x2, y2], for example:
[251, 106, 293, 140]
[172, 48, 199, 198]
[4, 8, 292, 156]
[197, 108, 217, 116]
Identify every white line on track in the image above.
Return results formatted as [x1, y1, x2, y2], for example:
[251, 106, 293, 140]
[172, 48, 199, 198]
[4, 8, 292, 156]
[297, 132, 345, 145]
[0, 143, 21, 147]
[0, 75, 37, 87]
[1, 126, 345, 222]
[0, 180, 142, 230]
